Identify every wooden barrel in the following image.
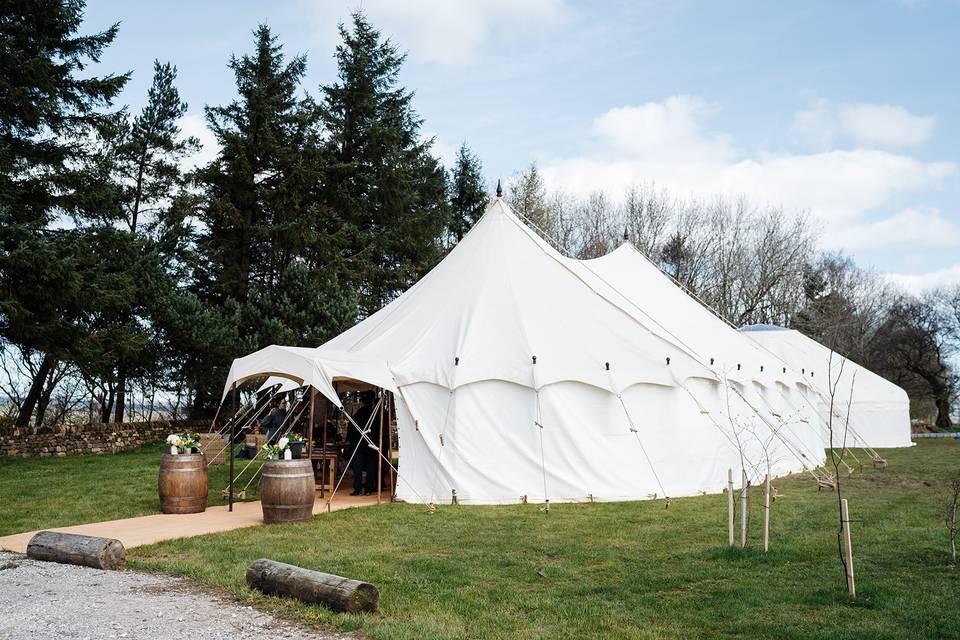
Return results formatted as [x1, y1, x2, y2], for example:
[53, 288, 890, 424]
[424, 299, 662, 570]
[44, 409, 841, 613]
[158, 453, 209, 514]
[260, 459, 315, 524]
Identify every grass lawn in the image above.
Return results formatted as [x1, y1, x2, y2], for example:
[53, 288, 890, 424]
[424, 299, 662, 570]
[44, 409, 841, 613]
[0, 443, 249, 536]
[119, 439, 960, 640]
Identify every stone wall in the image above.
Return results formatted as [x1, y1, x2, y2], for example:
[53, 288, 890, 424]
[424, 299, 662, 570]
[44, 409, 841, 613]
[0, 420, 208, 458]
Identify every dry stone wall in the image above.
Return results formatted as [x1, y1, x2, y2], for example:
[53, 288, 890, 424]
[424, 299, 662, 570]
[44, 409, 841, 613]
[0, 420, 207, 458]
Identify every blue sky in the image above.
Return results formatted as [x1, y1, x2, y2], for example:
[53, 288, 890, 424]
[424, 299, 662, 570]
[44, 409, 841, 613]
[82, 0, 960, 290]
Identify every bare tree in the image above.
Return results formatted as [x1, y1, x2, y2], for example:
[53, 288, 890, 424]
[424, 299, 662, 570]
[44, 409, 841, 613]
[622, 183, 671, 255]
[825, 345, 856, 597]
[945, 474, 960, 566]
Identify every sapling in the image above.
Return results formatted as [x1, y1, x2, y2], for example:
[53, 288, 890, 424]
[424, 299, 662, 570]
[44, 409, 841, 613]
[944, 475, 960, 566]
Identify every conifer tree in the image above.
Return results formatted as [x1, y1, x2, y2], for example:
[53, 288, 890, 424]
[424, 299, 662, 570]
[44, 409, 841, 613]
[189, 25, 355, 415]
[0, 0, 128, 428]
[319, 13, 448, 315]
[447, 143, 487, 243]
[91, 61, 198, 421]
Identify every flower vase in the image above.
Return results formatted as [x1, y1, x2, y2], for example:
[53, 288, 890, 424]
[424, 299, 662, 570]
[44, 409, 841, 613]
[170, 445, 178, 455]
[283, 448, 292, 461]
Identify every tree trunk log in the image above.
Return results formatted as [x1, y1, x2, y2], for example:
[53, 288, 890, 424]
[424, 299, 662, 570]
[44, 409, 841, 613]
[246, 558, 379, 613]
[26, 531, 125, 570]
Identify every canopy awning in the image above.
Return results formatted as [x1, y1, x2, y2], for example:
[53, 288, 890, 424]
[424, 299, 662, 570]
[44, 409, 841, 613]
[221, 345, 397, 407]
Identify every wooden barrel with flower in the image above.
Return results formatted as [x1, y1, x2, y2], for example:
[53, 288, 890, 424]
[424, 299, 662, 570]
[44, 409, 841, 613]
[260, 459, 315, 524]
[158, 453, 209, 514]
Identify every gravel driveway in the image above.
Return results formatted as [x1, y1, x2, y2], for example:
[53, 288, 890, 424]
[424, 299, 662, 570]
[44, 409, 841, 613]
[0, 553, 348, 640]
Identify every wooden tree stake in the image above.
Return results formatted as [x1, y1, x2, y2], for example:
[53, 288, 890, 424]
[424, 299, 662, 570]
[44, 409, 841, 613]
[763, 474, 771, 552]
[727, 468, 735, 546]
[841, 498, 856, 598]
[740, 470, 749, 548]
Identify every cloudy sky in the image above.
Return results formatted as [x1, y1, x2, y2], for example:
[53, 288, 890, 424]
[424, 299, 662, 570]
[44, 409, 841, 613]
[83, 0, 960, 291]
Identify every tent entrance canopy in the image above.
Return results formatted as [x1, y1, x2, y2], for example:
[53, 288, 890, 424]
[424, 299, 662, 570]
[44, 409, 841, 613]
[221, 345, 397, 408]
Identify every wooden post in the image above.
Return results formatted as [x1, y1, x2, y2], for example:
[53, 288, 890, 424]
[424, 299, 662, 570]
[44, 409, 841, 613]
[841, 498, 856, 598]
[307, 389, 315, 458]
[740, 470, 748, 548]
[763, 474, 770, 552]
[387, 393, 395, 500]
[377, 390, 384, 505]
[229, 382, 236, 512]
[320, 397, 329, 498]
[727, 468, 735, 546]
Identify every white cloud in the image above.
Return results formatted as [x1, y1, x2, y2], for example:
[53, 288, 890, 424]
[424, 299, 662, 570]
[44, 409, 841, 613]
[177, 113, 219, 171]
[539, 96, 956, 224]
[790, 98, 935, 149]
[838, 103, 936, 148]
[821, 208, 960, 251]
[302, 0, 571, 67]
[592, 96, 733, 162]
[886, 263, 960, 293]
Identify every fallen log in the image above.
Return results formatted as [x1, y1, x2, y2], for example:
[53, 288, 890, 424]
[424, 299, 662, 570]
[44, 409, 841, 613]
[245, 558, 379, 613]
[26, 531, 125, 570]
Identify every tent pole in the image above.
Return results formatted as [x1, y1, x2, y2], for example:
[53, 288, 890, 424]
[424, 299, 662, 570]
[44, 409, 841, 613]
[387, 393, 395, 500]
[377, 389, 384, 505]
[229, 382, 236, 512]
[321, 394, 329, 498]
[307, 388, 315, 490]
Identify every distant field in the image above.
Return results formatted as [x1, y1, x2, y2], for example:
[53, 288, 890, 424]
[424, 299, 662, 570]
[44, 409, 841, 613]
[120, 440, 960, 640]
[0, 444, 243, 536]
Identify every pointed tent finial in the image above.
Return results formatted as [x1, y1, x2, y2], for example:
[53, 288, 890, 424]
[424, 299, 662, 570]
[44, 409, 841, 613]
[623, 227, 629, 242]
[496, 179, 502, 198]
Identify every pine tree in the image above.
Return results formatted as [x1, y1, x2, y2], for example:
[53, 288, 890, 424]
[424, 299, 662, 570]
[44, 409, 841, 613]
[0, 0, 128, 428]
[189, 25, 355, 416]
[86, 61, 198, 421]
[107, 61, 199, 236]
[447, 143, 487, 243]
[319, 13, 449, 315]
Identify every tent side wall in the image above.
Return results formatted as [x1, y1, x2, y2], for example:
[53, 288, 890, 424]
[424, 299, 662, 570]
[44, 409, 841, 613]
[392, 377, 822, 505]
[742, 326, 913, 449]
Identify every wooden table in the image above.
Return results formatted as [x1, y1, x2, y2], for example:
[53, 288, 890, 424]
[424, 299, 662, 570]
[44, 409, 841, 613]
[309, 450, 338, 492]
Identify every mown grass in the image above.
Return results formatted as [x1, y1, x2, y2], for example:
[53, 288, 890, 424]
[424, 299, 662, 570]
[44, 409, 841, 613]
[0, 443, 245, 535]
[121, 440, 960, 640]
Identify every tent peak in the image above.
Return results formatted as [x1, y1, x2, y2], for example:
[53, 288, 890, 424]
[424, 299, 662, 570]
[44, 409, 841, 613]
[496, 178, 503, 198]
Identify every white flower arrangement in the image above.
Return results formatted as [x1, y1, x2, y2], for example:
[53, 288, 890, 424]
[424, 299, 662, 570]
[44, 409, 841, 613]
[166, 432, 200, 454]
[263, 436, 295, 460]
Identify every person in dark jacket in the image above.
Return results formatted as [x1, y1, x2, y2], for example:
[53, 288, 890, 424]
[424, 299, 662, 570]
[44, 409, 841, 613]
[348, 392, 376, 496]
[364, 402, 384, 494]
[261, 397, 288, 444]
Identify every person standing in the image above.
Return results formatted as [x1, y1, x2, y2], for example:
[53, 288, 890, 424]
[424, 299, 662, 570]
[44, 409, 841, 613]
[261, 397, 288, 444]
[348, 392, 375, 496]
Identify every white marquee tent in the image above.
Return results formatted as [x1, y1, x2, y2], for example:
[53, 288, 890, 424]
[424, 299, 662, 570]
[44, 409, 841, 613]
[741, 325, 913, 448]
[223, 199, 829, 505]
